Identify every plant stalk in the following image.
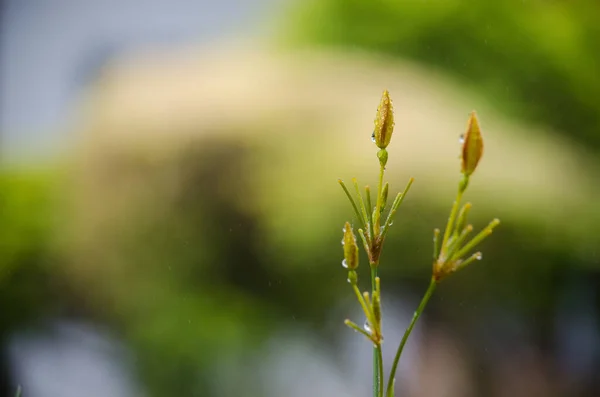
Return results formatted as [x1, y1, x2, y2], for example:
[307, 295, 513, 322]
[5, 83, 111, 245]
[440, 189, 463, 256]
[376, 343, 384, 397]
[385, 278, 437, 397]
[371, 266, 379, 397]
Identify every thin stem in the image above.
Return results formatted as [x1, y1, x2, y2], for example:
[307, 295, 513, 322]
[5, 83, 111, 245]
[454, 251, 482, 273]
[376, 344, 384, 397]
[452, 218, 500, 260]
[381, 177, 415, 239]
[433, 228, 440, 261]
[352, 284, 374, 326]
[353, 178, 371, 236]
[338, 179, 366, 229]
[345, 319, 374, 341]
[376, 163, 385, 213]
[444, 224, 473, 261]
[386, 278, 437, 397]
[392, 178, 414, 212]
[371, 265, 379, 397]
[358, 228, 371, 253]
[371, 266, 377, 293]
[366, 185, 373, 225]
[440, 189, 464, 256]
[372, 158, 385, 397]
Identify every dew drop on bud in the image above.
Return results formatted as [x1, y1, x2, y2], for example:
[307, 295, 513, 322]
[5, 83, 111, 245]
[459, 134, 465, 144]
[475, 252, 483, 260]
[341, 238, 345, 246]
[371, 132, 376, 142]
[342, 259, 348, 268]
[363, 320, 372, 333]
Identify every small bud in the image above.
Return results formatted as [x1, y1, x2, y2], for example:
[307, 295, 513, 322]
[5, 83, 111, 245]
[342, 222, 359, 270]
[347, 270, 358, 285]
[461, 111, 484, 176]
[373, 90, 395, 149]
[372, 293, 382, 329]
[372, 277, 382, 328]
[377, 149, 388, 167]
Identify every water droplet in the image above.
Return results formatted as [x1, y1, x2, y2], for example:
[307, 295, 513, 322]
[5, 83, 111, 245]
[364, 320, 372, 333]
[342, 259, 348, 268]
[371, 132, 376, 142]
[459, 134, 465, 144]
[342, 227, 347, 233]
[341, 238, 345, 245]
[475, 252, 483, 260]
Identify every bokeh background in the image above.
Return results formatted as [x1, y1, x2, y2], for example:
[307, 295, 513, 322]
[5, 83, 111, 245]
[1, 1, 600, 396]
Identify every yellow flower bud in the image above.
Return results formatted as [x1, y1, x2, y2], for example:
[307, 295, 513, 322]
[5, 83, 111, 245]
[461, 111, 484, 176]
[373, 90, 395, 149]
[342, 222, 359, 270]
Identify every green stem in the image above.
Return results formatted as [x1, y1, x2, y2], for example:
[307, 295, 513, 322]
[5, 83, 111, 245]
[370, 155, 386, 397]
[386, 278, 437, 397]
[440, 189, 464, 256]
[353, 178, 371, 237]
[376, 164, 385, 213]
[353, 284, 374, 326]
[371, 266, 379, 397]
[338, 179, 366, 230]
[376, 344, 384, 397]
[345, 319, 374, 341]
[452, 218, 500, 261]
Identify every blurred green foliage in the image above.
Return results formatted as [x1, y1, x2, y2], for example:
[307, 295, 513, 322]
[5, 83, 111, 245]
[3, 13, 600, 390]
[0, 169, 56, 283]
[0, 169, 61, 329]
[286, 0, 600, 151]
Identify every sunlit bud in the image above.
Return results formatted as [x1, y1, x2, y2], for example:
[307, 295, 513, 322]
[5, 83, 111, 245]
[373, 90, 395, 149]
[461, 111, 484, 176]
[342, 222, 359, 270]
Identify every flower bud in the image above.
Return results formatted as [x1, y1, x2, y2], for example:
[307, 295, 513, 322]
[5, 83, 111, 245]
[373, 90, 395, 149]
[342, 222, 359, 270]
[461, 111, 484, 176]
